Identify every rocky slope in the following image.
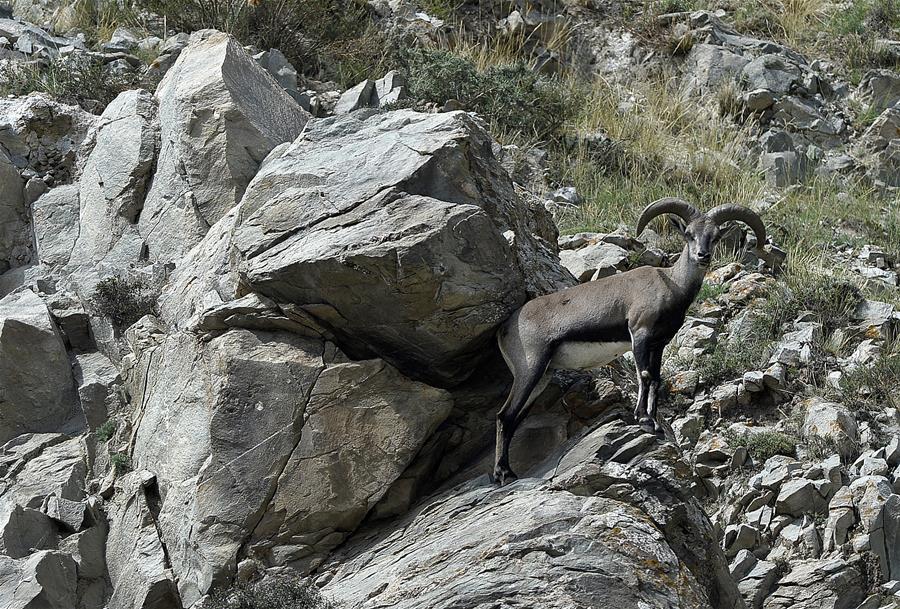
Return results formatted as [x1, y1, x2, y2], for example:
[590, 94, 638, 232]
[0, 2, 899, 609]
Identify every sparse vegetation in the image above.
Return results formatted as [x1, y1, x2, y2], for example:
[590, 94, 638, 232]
[91, 277, 157, 330]
[693, 319, 773, 385]
[96, 419, 117, 443]
[137, 0, 391, 86]
[0, 55, 157, 111]
[68, 0, 153, 46]
[725, 429, 798, 461]
[201, 578, 338, 609]
[404, 48, 577, 140]
[110, 452, 131, 475]
[698, 282, 728, 302]
[836, 347, 900, 412]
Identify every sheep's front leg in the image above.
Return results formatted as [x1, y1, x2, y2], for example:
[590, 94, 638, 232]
[631, 333, 655, 433]
[645, 348, 664, 434]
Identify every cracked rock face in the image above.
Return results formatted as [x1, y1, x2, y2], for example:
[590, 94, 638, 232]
[0, 149, 26, 274]
[320, 412, 743, 609]
[70, 88, 158, 275]
[137, 31, 310, 264]
[127, 327, 453, 605]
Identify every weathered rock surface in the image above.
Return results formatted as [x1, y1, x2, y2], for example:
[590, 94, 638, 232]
[763, 557, 864, 609]
[0, 435, 86, 512]
[232, 109, 573, 385]
[32, 183, 80, 270]
[0, 290, 79, 443]
[71, 89, 158, 272]
[321, 413, 744, 609]
[127, 326, 452, 604]
[105, 471, 181, 609]
[0, 550, 78, 609]
[137, 31, 310, 263]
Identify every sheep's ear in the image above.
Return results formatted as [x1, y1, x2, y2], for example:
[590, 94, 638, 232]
[668, 216, 687, 236]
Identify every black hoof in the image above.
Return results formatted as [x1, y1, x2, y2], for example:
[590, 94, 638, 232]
[492, 465, 518, 486]
[638, 417, 657, 434]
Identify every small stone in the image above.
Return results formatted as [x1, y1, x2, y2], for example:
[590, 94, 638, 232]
[763, 363, 787, 391]
[742, 371, 765, 392]
[776, 478, 827, 516]
[745, 88, 775, 110]
[334, 79, 376, 114]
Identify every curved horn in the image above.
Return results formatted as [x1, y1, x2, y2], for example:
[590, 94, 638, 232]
[635, 197, 701, 236]
[707, 204, 767, 250]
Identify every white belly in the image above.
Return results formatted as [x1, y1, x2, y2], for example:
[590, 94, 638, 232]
[549, 341, 632, 370]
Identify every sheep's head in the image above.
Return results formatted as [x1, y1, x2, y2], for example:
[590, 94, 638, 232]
[636, 197, 766, 269]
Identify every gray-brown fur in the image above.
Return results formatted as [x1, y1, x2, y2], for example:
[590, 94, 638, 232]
[492, 198, 767, 485]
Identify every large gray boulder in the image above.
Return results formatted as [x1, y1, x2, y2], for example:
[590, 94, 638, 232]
[231, 109, 573, 385]
[0, 550, 78, 609]
[138, 31, 310, 264]
[0, 435, 87, 514]
[321, 412, 745, 609]
[0, 505, 58, 558]
[801, 398, 858, 460]
[742, 54, 802, 94]
[71, 89, 158, 272]
[859, 106, 900, 187]
[0, 290, 79, 444]
[859, 69, 900, 113]
[126, 326, 452, 605]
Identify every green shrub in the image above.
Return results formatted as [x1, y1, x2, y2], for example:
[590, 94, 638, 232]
[96, 419, 117, 443]
[110, 452, 131, 475]
[201, 578, 337, 609]
[725, 429, 798, 461]
[138, 0, 390, 87]
[405, 48, 577, 140]
[805, 433, 842, 460]
[830, 0, 900, 36]
[91, 277, 156, 329]
[0, 56, 157, 111]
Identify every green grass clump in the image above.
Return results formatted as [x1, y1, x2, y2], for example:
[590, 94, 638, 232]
[91, 277, 157, 330]
[96, 419, 117, 443]
[725, 429, 798, 461]
[0, 56, 156, 111]
[404, 48, 577, 141]
[201, 578, 337, 609]
[692, 268, 862, 386]
[696, 282, 729, 303]
[694, 318, 774, 385]
[110, 452, 131, 475]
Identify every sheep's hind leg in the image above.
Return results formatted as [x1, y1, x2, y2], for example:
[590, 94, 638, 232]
[631, 334, 656, 434]
[494, 363, 550, 486]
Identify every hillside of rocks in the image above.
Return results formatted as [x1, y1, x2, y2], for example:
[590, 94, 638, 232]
[0, 1, 899, 608]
